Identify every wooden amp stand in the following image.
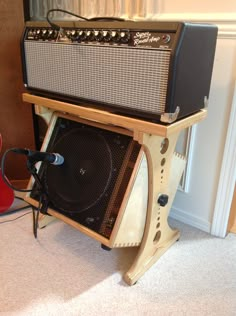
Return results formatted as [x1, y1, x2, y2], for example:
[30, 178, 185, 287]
[23, 93, 207, 286]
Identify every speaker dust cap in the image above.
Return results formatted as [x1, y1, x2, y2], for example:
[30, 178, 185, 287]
[44, 128, 113, 213]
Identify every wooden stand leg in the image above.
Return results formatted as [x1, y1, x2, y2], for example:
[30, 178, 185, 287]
[38, 214, 57, 229]
[124, 132, 186, 285]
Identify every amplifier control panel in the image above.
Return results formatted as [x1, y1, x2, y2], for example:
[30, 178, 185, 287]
[25, 27, 174, 49]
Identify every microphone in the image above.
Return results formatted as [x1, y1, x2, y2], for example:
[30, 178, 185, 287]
[12, 148, 64, 166]
[28, 150, 64, 165]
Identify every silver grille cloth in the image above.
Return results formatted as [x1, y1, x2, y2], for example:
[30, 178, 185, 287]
[24, 41, 171, 114]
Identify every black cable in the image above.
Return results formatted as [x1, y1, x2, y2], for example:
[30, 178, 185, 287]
[89, 16, 125, 21]
[15, 196, 34, 208]
[1, 148, 32, 192]
[0, 197, 45, 238]
[46, 9, 126, 31]
[0, 210, 31, 224]
[0, 204, 31, 217]
[46, 8, 89, 30]
[0, 196, 33, 217]
[1, 148, 47, 194]
[14, 196, 27, 202]
[1, 148, 50, 238]
[32, 206, 39, 238]
[32, 194, 44, 239]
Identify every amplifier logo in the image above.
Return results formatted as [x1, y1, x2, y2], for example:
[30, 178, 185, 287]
[133, 32, 161, 46]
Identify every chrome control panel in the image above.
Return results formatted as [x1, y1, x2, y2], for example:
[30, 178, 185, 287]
[25, 27, 174, 49]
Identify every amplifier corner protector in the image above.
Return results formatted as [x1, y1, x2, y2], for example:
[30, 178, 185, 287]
[160, 106, 180, 123]
[204, 96, 209, 108]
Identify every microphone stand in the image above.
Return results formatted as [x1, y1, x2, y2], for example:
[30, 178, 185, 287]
[26, 160, 49, 238]
[1, 147, 53, 238]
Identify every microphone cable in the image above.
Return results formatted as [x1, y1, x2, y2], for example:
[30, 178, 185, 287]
[1, 148, 32, 193]
[1, 147, 52, 238]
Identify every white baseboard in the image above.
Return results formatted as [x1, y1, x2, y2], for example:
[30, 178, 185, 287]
[170, 207, 211, 234]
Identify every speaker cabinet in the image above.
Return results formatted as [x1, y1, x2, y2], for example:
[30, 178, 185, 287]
[25, 112, 148, 248]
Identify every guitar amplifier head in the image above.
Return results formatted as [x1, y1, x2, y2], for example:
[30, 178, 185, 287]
[21, 20, 217, 123]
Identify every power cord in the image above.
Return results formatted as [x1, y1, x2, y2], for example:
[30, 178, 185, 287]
[0, 195, 32, 222]
[0, 210, 31, 223]
[0, 197, 42, 239]
[46, 8, 126, 32]
[46, 8, 89, 31]
[89, 16, 125, 21]
[15, 196, 27, 202]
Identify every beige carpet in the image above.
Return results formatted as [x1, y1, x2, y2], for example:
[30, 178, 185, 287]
[0, 200, 236, 316]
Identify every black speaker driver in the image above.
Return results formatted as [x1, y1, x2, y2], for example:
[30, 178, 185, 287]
[44, 128, 113, 213]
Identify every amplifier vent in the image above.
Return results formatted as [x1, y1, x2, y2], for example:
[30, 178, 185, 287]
[24, 42, 171, 114]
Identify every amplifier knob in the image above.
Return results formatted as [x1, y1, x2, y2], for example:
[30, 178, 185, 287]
[35, 29, 41, 39]
[94, 30, 103, 41]
[102, 30, 112, 42]
[69, 30, 79, 41]
[27, 29, 35, 39]
[48, 29, 58, 40]
[120, 31, 130, 43]
[41, 29, 48, 39]
[78, 30, 87, 41]
[111, 31, 120, 42]
[65, 30, 71, 38]
[86, 30, 95, 41]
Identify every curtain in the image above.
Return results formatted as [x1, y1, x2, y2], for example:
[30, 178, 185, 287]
[29, 0, 158, 20]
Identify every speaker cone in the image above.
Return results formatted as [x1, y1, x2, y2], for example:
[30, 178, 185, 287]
[44, 128, 113, 213]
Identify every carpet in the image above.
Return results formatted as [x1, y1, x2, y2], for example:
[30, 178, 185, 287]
[0, 201, 236, 315]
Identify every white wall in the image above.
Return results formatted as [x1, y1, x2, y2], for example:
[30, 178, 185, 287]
[171, 35, 236, 231]
[29, 0, 236, 235]
[153, 3, 236, 234]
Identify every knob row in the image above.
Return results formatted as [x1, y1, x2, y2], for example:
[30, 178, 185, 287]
[27, 28, 130, 44]
[27, 29, 58, 40]
[66, 29, 130, 43]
